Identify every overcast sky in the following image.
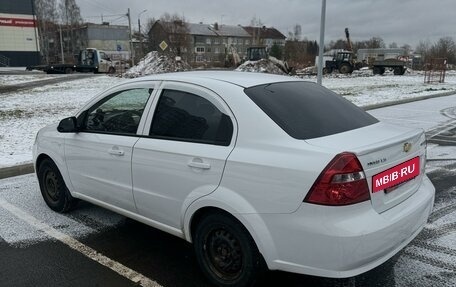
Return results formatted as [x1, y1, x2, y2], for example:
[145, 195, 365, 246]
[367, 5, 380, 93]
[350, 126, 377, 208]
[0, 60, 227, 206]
[77, 0, 456, 48]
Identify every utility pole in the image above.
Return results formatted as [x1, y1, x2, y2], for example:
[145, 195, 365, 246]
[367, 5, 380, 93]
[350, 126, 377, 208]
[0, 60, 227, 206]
[127, 8, 134, 66]
[138, 9, 147, 60]
[317, 0, 326, 85]
[59, 24, 65, 64]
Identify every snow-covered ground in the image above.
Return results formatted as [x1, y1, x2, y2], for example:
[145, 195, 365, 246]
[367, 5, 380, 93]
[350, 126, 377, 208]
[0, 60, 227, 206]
[308, 70, 456, 107]
[0, 71, 455, 168]
[0, 73, 68, 86]
[0, 75, 122, 167]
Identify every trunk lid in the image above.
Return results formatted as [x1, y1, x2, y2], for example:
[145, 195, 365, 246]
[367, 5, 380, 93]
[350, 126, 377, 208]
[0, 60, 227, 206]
[306, 122, 426, 213]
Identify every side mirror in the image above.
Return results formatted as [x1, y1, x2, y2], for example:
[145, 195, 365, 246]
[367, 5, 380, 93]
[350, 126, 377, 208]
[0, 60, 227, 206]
[57, 116, 78, 133]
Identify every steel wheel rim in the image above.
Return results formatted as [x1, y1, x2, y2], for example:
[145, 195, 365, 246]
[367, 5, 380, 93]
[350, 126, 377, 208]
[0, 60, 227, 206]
[203, 228, 243, 280]
[44, 170, 59, 202]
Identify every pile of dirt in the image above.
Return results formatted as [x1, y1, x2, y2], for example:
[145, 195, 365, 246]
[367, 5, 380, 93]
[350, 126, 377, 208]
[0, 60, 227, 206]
[235, 58, 286, 75]
[123, 51, 192, 78]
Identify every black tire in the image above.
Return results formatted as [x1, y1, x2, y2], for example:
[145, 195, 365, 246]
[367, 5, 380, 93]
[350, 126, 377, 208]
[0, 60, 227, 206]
[339, 63, 352, 74]
[37, 158, 77, 213]
[193, 212, 265, 287]
[373, 66, 382, 75]
[64, 67, 73, 74]
[108, 67, 116, 74]
[393, 67, 403, 75]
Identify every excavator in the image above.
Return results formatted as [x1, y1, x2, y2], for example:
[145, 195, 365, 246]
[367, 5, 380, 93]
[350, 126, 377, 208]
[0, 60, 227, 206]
[245, 46, 293, 74]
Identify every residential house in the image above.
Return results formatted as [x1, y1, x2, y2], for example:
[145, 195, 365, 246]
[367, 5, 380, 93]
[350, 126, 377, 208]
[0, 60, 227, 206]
[148, 20, 252, 66]
[242, 26, 286, 51]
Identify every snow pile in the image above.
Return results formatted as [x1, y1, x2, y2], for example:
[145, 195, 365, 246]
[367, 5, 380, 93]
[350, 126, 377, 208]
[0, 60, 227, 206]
[296, 66, 317, 75]
[236, 58, 286, 75]
[123, 51, 191, 78]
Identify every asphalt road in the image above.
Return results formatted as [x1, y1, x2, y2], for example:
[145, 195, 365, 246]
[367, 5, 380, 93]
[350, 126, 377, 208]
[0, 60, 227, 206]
[0, 73, 99, 94]
[1, 96, 456, 287]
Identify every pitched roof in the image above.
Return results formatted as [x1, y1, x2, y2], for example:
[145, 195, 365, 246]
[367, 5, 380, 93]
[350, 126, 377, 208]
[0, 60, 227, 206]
[187, 23, 215, 36]
[243, 26, 286, 40]
[156, 21, 251, 37]
[210, 25, 251, 37]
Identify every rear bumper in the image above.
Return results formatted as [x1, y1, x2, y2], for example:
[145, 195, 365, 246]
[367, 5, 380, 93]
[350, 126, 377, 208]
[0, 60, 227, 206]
[255, 175, 435, 278]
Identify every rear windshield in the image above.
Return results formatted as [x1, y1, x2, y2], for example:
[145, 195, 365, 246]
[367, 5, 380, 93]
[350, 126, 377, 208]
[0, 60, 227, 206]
[244, 81, 378, 139]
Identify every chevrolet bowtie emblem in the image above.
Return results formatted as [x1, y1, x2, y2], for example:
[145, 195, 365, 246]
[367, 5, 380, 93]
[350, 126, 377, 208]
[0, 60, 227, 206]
[403, 142, 412, 153]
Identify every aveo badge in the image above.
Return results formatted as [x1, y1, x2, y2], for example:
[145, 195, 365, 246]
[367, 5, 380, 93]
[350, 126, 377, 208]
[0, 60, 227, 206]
[372, 157, 420, 193]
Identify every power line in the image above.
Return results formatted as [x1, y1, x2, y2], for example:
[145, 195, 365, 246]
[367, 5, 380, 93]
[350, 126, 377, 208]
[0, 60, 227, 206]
[78, 0, 117, 15]
[84, 14, 126, 19]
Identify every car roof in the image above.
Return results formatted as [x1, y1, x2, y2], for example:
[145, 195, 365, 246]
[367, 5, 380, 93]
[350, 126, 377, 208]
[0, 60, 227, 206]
[128, 71, 300, 88]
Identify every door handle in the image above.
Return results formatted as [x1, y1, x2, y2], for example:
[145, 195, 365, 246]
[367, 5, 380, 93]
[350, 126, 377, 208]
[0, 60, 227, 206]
[108, 147, 125, 156]
[188, 160, 211, 170]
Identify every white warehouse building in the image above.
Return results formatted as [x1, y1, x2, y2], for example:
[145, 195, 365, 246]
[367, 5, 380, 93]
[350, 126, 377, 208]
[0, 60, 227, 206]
[0, 0, 40, 66]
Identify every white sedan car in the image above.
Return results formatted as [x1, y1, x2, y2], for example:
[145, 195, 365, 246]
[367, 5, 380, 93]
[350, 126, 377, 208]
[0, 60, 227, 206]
[33, 71, 435, 287]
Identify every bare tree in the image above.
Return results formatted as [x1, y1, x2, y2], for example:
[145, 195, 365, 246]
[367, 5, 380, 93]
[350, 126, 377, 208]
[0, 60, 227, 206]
[34, 0, 59, 63]
[58, 0, 83, 59]
[144, 17, 157, 36]
[431, 37, 456, 64]
[293, 24, 302, 41]
[155, 13, 192, 58]
[366, 37, 385, 49]
[400, 44, 412, 55]
[249, 16, 265, 45]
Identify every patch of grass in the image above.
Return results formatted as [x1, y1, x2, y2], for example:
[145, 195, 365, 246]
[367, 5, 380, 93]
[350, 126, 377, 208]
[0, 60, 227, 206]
[0, 109, 34, 119]
[424, 87, 447, 92]
[339, 92, 355, 96]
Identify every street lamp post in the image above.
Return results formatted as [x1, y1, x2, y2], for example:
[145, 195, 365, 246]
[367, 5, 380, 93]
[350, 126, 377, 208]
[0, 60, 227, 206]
[137, 9, 147, 59]
[127, 8, 134, 66]
[317, 0, 326, 85]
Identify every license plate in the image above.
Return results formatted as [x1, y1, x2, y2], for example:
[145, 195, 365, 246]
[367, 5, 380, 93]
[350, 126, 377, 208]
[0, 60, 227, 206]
[372, 157, 420, 193]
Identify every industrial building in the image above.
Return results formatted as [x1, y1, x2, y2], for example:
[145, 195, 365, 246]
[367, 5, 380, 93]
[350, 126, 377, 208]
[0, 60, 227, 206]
[0, 0, 40, 66]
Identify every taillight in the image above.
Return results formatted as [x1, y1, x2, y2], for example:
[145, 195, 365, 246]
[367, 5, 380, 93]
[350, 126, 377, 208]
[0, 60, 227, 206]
[304, 152, 370, 206]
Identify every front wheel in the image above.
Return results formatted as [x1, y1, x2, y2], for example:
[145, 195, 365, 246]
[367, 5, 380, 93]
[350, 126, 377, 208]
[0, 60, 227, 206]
[193, 212, 265, 287]
[37, 158, 77, 213]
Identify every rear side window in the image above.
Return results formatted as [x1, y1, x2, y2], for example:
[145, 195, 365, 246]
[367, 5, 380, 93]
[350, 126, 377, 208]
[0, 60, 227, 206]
[244, 81, 378, 139]
[150, 89, 233, 146]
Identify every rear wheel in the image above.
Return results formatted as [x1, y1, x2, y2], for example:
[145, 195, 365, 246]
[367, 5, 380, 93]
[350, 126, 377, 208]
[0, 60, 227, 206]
[108, 67, 116, 74]
[393, 66, 403, 75]
[339, 63, 352, 74]
[193, 212, 265, 287]
[64, 67, 73, 74]
[37, 158, 77, 213]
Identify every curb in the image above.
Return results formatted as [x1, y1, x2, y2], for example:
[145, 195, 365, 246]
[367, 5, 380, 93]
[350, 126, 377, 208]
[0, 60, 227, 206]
[363, 90, 456, 111]
[1, 90, 455, 181]
[0, 163, 34, 180]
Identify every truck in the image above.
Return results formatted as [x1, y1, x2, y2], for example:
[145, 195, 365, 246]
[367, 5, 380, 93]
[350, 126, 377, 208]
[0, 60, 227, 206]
[372, 58, 407, 75]
[323, 28, 407, 75]
[358, 48, 408, 75]
[26, 48, 118, 74]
